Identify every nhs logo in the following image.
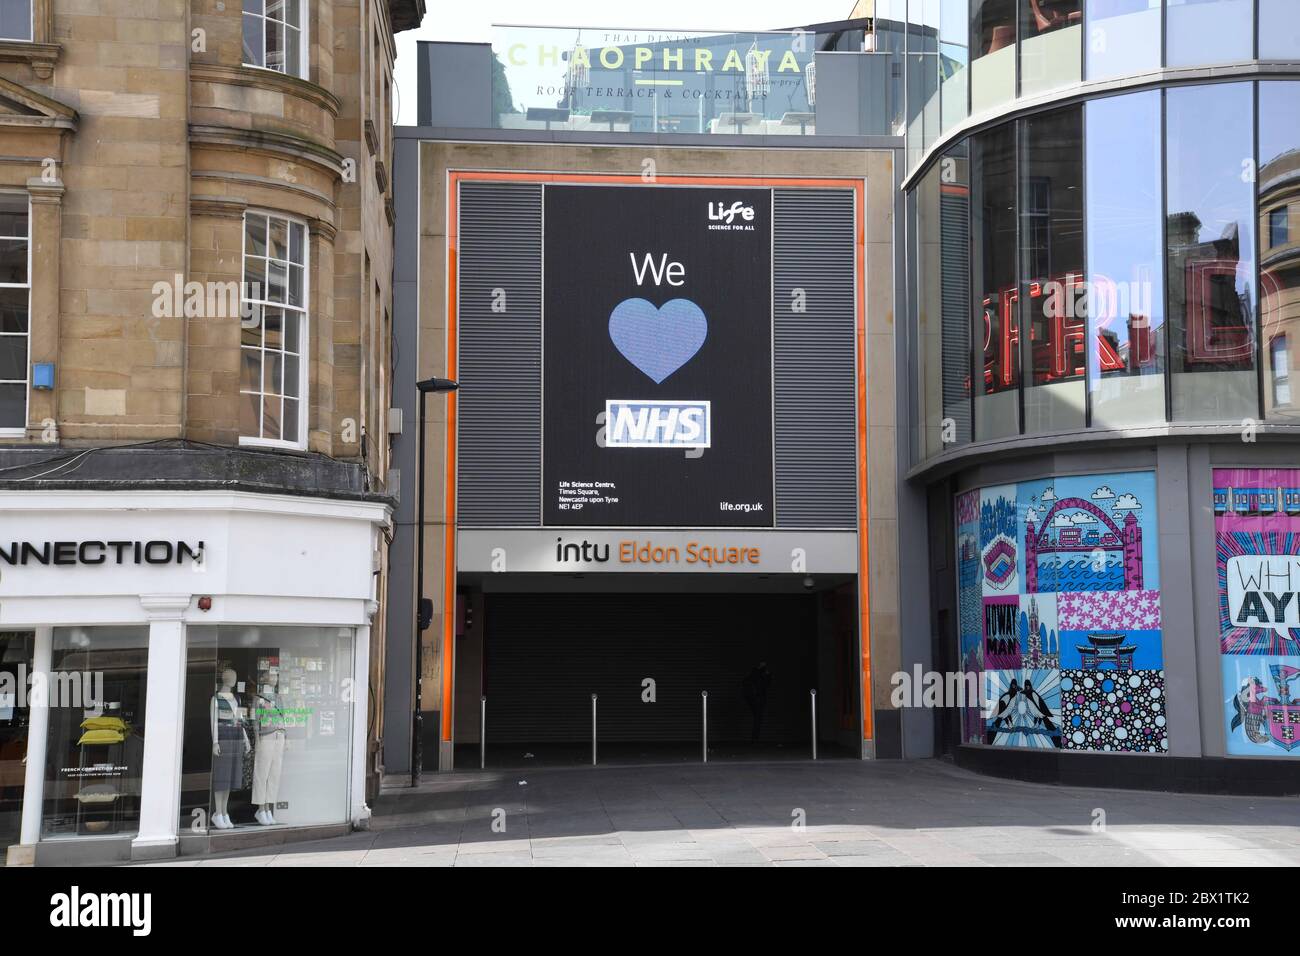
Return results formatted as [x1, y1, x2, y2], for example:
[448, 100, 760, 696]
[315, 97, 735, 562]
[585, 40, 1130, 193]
[606, 400, 711, 448]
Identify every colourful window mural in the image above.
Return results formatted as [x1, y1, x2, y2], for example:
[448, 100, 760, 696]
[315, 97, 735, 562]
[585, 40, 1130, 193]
[1216, 467, 1300, 757]
[955, 471, 1167, 753]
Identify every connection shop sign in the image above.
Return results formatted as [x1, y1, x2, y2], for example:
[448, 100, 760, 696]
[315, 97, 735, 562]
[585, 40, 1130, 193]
[0, 539, 205, 566]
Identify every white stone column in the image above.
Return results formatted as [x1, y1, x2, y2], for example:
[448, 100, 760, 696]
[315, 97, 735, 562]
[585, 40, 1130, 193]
[350, 600, 378, 828]
[131, 594, 192, 861]
[6, 626, 53, 866]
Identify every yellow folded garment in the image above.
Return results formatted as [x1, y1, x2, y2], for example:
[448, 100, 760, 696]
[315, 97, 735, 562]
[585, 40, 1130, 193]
[80, 716, 128, 732]
[77, 729, 126, 746]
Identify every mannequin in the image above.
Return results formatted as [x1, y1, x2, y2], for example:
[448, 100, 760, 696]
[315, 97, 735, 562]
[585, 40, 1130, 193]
[252, 668, 286, 825]
[209, 667, 251, 830]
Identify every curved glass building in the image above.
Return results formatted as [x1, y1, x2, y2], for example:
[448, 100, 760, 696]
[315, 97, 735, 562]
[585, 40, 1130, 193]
[898, 0, 1300, 788]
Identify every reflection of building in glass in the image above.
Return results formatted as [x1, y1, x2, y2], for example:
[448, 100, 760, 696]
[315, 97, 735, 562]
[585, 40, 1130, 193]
[1261, 144, 1300, 420]
[1166, 210, 1255, 373]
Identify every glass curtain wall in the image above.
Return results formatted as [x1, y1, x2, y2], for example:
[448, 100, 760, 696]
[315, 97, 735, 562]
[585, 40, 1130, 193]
[972, 122, 1021, 437]
[875, 0, 910, 135]
[918, 143, 975, 457]
[1020, 0, 1081, 98]
[970, 0, 1017, 115]
[940, 0, 970, 134]
[908, 0, 942, 171]
[1166, 0, 1253, 68]
[1260, 0, 1300, 59]
[1019, 105, 1085, 432]
[942, 143, 974, 448]
[1166, 82, 1257, 422]
[1086, 89, 1166, 426]
[1084, 1, 1160, 80]
[1260, 81, 1300, 423]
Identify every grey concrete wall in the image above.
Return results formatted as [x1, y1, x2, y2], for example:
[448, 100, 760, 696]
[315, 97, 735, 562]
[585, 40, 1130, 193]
[383, 135, 422, 774]
[418, 41, 494, 128]
[895, 149, 936, 759]
[815, 52, 895, 137]
[1155, 444, 1202, 757]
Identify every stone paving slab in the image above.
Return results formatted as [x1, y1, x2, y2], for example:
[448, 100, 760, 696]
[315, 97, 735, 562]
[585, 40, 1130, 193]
[129, 759, 1300, 868]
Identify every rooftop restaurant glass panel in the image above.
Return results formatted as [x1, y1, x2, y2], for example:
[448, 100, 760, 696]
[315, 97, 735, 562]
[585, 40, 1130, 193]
[1166, 0, 1253, 68]
[1260, 0, 1300, 60]
[1019, 0, 1081, 98]
[939, 0, 970, 134]
[489, 22, 904, 137]
[907, 0, 942, 169]
[970, 0, 1017, 116]
[1084, 0, 1160, 81]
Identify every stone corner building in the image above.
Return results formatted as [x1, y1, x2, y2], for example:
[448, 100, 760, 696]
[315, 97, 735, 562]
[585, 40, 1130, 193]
[0, 0, 423, 865]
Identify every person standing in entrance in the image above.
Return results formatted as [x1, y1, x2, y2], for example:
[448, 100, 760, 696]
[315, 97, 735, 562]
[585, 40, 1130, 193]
[742, 662, 772, 745]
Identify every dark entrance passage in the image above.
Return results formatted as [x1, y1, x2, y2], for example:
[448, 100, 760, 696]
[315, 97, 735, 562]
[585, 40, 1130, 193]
[452, 580, 859, 768]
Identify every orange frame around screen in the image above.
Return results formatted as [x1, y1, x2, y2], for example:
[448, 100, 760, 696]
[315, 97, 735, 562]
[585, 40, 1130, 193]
[441, 170, 873, 748]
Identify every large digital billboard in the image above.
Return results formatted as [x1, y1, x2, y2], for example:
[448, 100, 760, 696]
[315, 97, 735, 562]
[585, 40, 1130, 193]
[542, 183, 774, 527]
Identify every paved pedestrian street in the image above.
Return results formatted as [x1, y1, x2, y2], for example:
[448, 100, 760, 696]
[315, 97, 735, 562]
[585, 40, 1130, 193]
[133, 760, 1300, 867]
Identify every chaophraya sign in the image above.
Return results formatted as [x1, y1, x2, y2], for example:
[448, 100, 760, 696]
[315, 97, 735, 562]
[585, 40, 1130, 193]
[541, 183, 774, 528]
[491, 25, 816, 135]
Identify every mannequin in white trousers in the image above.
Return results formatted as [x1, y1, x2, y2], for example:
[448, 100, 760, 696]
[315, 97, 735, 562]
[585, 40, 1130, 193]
[252, 669, 286, 825]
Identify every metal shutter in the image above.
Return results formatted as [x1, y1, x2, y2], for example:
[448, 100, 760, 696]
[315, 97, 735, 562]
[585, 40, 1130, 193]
[483, 593, 817, 744]
[456, 181, 543, 526]
[772, 188, 859, 529]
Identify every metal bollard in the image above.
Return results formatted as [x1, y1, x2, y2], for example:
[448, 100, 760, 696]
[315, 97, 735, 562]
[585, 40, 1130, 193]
[591, 694, 597, 766]
[480, 696, 486, 770]
[702, 691, 709, 763]
[810, 689, 818, 760]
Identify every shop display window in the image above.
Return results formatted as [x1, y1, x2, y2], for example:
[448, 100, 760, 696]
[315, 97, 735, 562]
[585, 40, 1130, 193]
[180, 626, 354, 832]
[41, 626, 149, 838]
[0, 631, 33, 846]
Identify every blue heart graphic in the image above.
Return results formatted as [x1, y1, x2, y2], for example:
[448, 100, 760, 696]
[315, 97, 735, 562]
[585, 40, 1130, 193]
[608, 297, 708, 385]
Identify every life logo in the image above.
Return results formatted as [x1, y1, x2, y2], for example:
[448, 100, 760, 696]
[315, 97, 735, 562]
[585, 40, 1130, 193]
[606, 399, 711, 448]
[707, 200, 755, 230]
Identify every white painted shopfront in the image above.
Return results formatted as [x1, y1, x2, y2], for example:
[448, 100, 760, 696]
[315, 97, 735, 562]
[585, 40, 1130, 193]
[0, 489, 389, 863]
